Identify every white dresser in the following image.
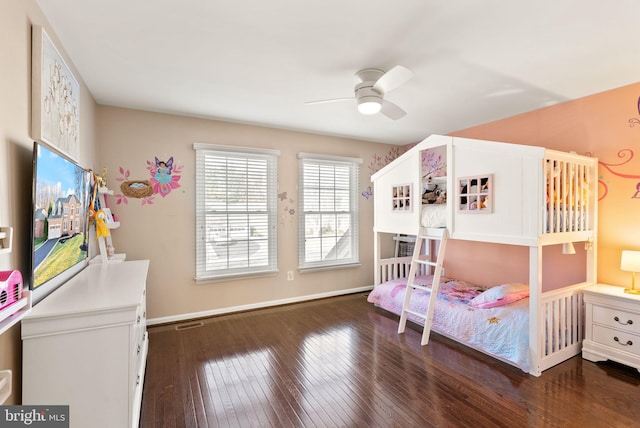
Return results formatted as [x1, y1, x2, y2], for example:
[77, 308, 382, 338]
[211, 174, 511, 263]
[582, 284, 640, 371]
[22, 260, 149, 428]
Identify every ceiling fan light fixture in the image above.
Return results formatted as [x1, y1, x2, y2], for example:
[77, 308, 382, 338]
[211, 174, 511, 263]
[357, 96, 382, 115]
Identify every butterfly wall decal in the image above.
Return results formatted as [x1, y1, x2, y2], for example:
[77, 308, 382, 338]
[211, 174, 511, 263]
[361, 186, 373, 200]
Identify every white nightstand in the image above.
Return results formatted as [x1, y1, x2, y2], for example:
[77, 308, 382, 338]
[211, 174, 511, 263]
[582, 284, 640, 371]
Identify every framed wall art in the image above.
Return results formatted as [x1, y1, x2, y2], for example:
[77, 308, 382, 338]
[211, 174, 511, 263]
[32, 25, 80, 161]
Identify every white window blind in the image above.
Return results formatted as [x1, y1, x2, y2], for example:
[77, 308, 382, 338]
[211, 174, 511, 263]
[194, 143, 279, 281]
[298, 153, 361, 270]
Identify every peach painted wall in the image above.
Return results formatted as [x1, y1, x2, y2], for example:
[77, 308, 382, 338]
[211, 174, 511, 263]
[449, 82, 640, 288]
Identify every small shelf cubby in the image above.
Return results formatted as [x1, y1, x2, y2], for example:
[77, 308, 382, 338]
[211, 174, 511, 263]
[92, 187, 126, 264]
[0, 227, 13, 254]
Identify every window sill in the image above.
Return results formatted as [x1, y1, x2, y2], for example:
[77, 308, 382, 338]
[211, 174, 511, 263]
[297, 263, 361, 273]
[195, 270, 278, 285]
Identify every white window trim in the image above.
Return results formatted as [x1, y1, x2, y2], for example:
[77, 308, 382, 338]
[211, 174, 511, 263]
[298, 152, 363, 164]
[297, 153, 362, 270]
[194, 143, 280, 157]
[194, 143, 280, 282]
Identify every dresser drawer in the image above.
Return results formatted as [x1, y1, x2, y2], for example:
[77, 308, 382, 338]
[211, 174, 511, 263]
[592, 305, 640, 334]
[592, 325, 640, 356]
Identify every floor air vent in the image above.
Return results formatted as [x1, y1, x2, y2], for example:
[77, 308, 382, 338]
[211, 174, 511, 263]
[175, 321, 204, 331]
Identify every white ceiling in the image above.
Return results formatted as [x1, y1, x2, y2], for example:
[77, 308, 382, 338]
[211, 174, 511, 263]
[36, 0, 640, 145]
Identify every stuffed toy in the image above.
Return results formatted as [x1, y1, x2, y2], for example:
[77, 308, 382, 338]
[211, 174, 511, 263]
[546, 159, 589, 206]
[422, 184, 439, 204]
[95, 210, 110, 238]
[470, 196, 488, 210]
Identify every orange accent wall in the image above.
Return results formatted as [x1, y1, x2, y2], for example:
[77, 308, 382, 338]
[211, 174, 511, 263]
[448, 82, 640, 288]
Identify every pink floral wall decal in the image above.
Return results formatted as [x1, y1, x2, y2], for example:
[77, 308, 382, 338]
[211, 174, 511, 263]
[368, 146, 403, 176]
[364, 146, 408, 201]
[114, 156, 183, 205]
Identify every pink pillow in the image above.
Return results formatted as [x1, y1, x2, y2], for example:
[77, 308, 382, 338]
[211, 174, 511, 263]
[469, 283, 529, 309]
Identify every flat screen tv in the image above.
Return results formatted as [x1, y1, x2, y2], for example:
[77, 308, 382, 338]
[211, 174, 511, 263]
[30, 141, 91, 304]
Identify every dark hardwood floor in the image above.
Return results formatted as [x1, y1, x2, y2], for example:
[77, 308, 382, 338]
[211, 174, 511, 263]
[140, 293, 640, 428]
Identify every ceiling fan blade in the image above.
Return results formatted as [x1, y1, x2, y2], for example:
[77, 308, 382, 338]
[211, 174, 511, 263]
[305, 97, 354, 105]
[380, 100, 407, 120]
[373, 65, 414, 94]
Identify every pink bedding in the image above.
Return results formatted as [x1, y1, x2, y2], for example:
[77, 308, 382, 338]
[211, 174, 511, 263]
[367, 275, 531, 372]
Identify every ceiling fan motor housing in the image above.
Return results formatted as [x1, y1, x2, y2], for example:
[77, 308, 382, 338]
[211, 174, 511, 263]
[355, 82, 383, 114]
[354, 68, 385, 84]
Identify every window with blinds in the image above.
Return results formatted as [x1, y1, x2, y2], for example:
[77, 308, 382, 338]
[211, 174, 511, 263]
[194, 143, 279, 281]
[298, 153, 361, 270]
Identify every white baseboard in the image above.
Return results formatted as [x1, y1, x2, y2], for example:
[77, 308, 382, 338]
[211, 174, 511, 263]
[147, 285, 374, 326]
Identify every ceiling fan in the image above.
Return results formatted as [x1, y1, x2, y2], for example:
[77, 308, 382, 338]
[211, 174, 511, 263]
[305, 65, 414, 120]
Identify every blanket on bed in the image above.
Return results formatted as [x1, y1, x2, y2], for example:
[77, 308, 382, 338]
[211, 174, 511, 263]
[367, 275, 531, 372]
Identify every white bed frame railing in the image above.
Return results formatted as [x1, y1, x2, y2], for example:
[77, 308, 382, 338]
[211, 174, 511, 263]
[378, 256, 428, 284]
[543, 151, 594, 235]
[535, 282, 586, 374]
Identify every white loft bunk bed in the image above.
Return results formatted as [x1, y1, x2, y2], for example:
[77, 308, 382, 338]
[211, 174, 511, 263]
[369, 134, 598, 376]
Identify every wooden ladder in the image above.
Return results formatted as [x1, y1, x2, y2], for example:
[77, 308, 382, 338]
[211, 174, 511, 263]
[398, 227, 449, 345]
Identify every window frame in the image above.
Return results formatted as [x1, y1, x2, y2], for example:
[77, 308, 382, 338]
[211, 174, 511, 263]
[297, 153, 361, 271]
[194, 143, 280, 282]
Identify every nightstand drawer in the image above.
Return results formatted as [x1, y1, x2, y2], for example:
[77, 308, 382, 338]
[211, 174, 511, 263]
[592, 325, 640, 356]
[593, 305, 640, 334]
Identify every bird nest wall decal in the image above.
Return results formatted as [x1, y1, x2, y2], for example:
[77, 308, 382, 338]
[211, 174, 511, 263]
[120, 180, 154, 198]
[115, 156, 183, 206]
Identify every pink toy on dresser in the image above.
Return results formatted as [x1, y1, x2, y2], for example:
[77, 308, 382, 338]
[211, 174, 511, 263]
[0, 270, 23, 311]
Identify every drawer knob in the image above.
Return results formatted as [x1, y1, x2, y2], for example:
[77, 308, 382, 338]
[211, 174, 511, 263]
[614, 336, 633, 346]
[614, 316, 633, 326]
